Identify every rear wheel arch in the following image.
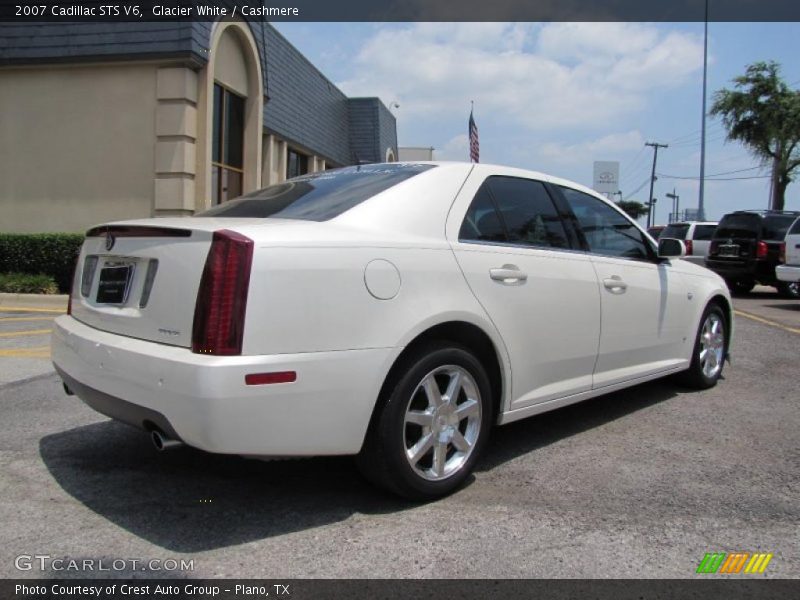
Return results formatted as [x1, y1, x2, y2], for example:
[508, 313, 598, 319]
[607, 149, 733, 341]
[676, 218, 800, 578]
[369, 321, 505, 438]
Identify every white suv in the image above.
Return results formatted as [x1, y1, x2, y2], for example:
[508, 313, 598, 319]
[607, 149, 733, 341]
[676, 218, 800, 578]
[659, 221, 718, 266]
[776, 216, 800, 297]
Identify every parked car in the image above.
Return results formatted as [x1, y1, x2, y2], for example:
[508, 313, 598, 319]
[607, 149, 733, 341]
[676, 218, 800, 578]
[647, 225, 666, 240]
[705, 209, 800, 298]
[659, 221, 718, 266]
[776, 216, 800, 298]
[52, 162, 733, 499]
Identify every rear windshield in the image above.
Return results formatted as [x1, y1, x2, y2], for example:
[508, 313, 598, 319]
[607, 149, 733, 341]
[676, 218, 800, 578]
[714, 213, 798, 240]
[197, 163, 436, 221]
[693, 224, 717, 240]
[714, 214, 761, 239]
[661, 224, 690, 240]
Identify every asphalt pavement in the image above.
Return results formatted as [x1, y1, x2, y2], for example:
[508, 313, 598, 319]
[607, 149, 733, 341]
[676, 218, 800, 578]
[0, 289, 797, 578]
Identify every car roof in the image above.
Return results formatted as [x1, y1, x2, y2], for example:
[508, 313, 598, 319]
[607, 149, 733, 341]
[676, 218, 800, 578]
[667, 221, 717, 226]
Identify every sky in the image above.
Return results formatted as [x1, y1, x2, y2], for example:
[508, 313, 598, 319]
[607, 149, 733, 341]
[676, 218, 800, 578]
[272, 21, 800, 224]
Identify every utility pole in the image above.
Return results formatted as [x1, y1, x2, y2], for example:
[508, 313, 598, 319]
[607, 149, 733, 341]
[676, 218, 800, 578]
[646, 142, 668, 228]
[698, 0, 709, 221]
[666, 189, 680, 223]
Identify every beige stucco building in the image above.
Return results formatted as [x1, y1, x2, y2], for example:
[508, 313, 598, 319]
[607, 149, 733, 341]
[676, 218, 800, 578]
[0, 21, 398, 233]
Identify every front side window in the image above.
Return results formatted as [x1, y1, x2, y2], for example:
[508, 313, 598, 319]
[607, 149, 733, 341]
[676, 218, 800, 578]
[212, 84, 245, 204]
[459, 176, 569, 249]
[560, 186, 652, 260]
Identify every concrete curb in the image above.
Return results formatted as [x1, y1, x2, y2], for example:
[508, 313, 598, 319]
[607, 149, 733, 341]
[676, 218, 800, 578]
[0, 292, 68, 311]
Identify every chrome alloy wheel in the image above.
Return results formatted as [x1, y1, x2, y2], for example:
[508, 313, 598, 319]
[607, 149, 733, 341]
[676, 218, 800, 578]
[403, 365, 482, 482]
[699, 312, 725, 379]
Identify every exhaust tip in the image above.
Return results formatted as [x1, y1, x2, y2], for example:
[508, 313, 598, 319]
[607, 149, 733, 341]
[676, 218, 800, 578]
[151, 429, 183, 452]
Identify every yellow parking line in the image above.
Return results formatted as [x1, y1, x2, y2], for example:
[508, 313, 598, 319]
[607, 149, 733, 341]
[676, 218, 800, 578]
[0, 328, 52, 338]
[0, 346, 51, 358]
[0, 306, 65, 314]
[734, 309, 800, 335]
[0, 316, 56, 323]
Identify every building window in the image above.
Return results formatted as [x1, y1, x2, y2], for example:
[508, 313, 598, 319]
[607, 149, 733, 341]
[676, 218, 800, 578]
[212, 83, 245, 204]
[287, 148, 309, 179]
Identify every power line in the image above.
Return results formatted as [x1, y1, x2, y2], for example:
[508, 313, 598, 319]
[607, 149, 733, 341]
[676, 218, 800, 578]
[623, 178, 651, 200]
[657, 172, 770, 181]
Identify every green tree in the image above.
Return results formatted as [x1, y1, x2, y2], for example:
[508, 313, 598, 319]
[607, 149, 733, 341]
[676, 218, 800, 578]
[616, 200, 648, 219]
[710, 61, 800, 211]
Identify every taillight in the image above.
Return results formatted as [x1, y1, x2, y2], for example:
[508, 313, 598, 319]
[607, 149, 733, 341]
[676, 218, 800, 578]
[685, 239, 693, 255]
[709, 240, 719, 256]
[191, 230, 254, 355]
[756, 240, 768, 259]
[779, 242, 786, 264]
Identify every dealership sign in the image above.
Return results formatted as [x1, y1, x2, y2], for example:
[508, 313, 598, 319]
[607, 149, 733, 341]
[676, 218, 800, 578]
[593, 161, 620, 195]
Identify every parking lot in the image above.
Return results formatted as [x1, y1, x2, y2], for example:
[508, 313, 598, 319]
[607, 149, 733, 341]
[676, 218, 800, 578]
[0, 289, 797, 579]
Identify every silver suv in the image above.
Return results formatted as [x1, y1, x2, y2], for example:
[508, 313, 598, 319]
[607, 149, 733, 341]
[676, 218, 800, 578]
[660, 221, 718, 266]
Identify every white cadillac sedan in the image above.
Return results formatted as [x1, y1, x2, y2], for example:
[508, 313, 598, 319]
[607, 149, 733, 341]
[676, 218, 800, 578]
[52, 162, 732, 499]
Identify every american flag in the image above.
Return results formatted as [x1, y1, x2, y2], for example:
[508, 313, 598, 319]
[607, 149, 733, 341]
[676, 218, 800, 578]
[468, 108, 479, 163]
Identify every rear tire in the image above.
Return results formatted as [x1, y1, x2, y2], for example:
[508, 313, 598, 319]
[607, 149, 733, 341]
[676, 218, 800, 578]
[357, 342, 493, 500]
[776, 281, 800, 299]
[727, 279, 754, 296]
[678, 303, 727, 390]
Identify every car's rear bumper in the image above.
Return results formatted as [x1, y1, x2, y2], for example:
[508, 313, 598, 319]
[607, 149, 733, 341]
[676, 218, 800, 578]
[704, 259, 776, 283]
[51, 316, 393, 456]
[776, 264, 800, 283]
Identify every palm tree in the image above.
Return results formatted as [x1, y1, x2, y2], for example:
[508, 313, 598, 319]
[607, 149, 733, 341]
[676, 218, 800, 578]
[710, 61, 800, 210]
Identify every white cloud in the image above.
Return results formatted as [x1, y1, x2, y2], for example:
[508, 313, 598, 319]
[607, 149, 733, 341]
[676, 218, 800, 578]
[338, 23, 704, 132]
[537, 130, 645, 166]
[436, 134, 469, 161]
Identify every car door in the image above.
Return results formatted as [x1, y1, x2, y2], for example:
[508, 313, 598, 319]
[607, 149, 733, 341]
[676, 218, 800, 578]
[556, 186, 693, 388]
[446, 168, 601, 409]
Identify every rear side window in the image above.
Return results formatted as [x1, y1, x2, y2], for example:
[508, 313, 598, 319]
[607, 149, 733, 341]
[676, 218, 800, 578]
[790, 217, 800, 235]
[762, 215, 797, 240]
[692, 224, 717, 240]
[459, 176, 570, 249]
[197, 163, 436, 221]
[661, 224, 690, 240]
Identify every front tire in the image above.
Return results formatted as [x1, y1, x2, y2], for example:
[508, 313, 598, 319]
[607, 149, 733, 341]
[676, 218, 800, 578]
[357, 342, 493, 500]
[678, 303, 727, 389]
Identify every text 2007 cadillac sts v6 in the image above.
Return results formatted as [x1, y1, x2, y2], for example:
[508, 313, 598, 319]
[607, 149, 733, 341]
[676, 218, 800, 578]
[52, 162, 732, 499]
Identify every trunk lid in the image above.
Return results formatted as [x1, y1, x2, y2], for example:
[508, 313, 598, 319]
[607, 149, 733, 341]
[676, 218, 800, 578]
[70, 218, 259, 348]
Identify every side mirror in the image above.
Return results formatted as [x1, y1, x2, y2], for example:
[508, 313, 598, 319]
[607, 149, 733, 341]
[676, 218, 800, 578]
[658, 237, 686, 258]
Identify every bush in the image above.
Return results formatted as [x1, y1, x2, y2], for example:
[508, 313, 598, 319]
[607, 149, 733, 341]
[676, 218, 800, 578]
[0, 234, 83, 293]
[0, 273, 59, 294]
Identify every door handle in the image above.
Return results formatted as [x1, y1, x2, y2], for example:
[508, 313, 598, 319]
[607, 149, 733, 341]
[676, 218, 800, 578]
[489, 264, 527, 285]
[603, 276, 628, 293]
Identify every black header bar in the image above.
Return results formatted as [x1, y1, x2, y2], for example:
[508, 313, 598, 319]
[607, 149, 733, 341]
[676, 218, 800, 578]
[1, 0, 800, 22]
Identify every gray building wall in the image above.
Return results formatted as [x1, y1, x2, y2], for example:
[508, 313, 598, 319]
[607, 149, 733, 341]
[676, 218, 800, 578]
[348, 98, 398, 164]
